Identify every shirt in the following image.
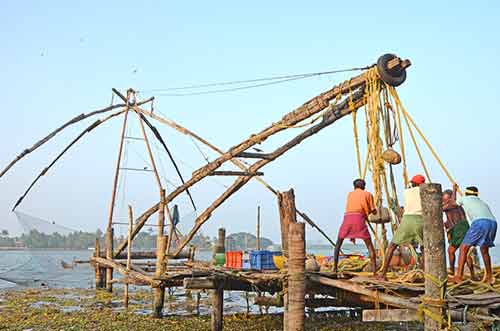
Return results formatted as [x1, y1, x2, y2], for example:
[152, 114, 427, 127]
[403, 186, 422, 216]
[345, 188, 375, 217]
[456, 195, 496, 222]
[443, 201, 467, 230]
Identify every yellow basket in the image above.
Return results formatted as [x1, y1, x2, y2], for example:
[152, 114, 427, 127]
[273, 255, 285, 270]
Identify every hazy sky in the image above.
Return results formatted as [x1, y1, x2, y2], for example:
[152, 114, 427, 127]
[1, 1, 499, 244]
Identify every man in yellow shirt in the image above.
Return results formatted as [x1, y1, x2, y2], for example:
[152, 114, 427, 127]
[333, 179, 378, 276]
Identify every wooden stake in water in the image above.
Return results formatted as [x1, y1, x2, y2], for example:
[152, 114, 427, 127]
[288, 222, 305, 331]
[124, 205, 133, 309]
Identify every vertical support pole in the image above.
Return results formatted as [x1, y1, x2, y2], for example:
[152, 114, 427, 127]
[94, 238, 102, 289]
[257, 205, 261, 250]
[153, 189, 166, 318]
[105, 90, 130, 293]
[288, 222, 305, 331]
[105, 228, 114, 292]
[278, 189, 297, 258]
[213, 228, 226, 265]
[124, 205, 133, 309]
[421, 183, 446, 331]
[278, 189, 298, 331]
[211, 281, 224, 331]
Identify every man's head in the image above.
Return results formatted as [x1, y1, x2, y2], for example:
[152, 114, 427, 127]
[410, 174, 426, 187]
[353, 178, 366, 190]
[443, 189, 453, 204]
[465, 186, 479, 196]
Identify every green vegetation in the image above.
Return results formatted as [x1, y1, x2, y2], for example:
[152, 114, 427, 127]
[0, 288, 396, 331]
[226, 232, 274, 251]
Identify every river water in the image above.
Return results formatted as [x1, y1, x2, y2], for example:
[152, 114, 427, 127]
[1, 244, 500, 290]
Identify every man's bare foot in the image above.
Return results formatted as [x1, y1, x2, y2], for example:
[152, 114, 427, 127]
[375, 274, 387, 281]
[453, 275, 463, 284]
[482, 275, 494, 285]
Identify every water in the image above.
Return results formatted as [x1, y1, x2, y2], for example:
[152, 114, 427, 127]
[2, 245, 500, 289]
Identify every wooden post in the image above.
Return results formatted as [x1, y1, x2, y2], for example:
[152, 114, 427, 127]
[211, 282, 224, 331]
[278, 189, 297, 258]
[105, 227, 114, 292]
[288, 222, 305, 331]
[213, 228, 226, 265]
[420, 183, 446, 331]
[257, 205, 261, 250]
[278, 189, 298, 331]
[124, 205, 133, 309]
[153, 190, 167, 318]
[94, 238, 103, 289]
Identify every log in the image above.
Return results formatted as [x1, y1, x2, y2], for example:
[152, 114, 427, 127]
[105, 228, 114, 292]
[254, 296, 344, 309]
[153, 190, 167, 318]
[183, 277, 254, 291]
[211, 282, 224, 331]
[235, 152, 273, 160]
[420, 183, 446, 331]
[279, 189, 297, 258]
[308, 275, 497, 323]
[92, 256, 159, 287]
[288, 222, 305, 331]
[209, 171, 264, 176]
[362, 309, 418, 322]
[124, 205, 133, 309]
[94, 238, 104, 289]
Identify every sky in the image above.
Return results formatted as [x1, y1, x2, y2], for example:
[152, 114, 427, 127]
[1, 1, 500, 245]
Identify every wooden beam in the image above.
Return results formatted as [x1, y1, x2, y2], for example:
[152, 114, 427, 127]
[92, 256, 159, 287]
[208, 171, 264, 176]
[362, 309, 418, 322]
[287, 222, 305, 331]
[235, 152, 273, 160]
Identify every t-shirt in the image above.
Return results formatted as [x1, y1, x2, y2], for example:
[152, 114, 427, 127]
[403, 186, 422, 216]
[456, 195, 496, 222]
[345, 188, 375, 217]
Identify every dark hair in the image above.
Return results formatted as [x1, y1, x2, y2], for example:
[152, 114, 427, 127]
[443, 189, 453, 197]
[353, 179, 366, 189]
[465, 186, 479, 196]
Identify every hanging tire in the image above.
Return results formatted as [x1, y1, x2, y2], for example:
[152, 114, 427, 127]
[377, 53, 407, 87]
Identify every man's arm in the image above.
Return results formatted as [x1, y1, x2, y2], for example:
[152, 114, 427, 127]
[453, 183, 462, 205]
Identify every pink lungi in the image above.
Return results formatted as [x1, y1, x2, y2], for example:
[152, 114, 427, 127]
[338, 212, 370, 240]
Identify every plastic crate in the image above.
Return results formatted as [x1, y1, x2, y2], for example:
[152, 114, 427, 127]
[242, 252, 251, 270]
[250, 250, 276, 270]
[225, 251, 243, 269]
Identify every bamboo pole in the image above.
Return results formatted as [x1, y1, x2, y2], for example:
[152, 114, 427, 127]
[288, 222, 305, 331]
[124, 205, 133, 309]
[420, 183, 447, 331]
[12, 110, 126, 211]
[153, 190, 167, 318]
[105, 91, 131, 292]
[257, 206, 261, 250]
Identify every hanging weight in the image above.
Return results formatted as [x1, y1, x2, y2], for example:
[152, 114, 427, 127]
[377, 54, 407, 87]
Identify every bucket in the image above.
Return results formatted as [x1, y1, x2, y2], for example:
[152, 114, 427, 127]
[214, 253, 226, 266]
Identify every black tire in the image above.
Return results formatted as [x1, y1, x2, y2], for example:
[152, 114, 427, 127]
[377, 53, 407, 87]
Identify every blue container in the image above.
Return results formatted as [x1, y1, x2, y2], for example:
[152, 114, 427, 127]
[242, 252, 251, 270]
[250, 250, 276, 270]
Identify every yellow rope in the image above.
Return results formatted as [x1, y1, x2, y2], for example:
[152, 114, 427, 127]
[352, 110, 362, 178]
[389, 86, 463, 195]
